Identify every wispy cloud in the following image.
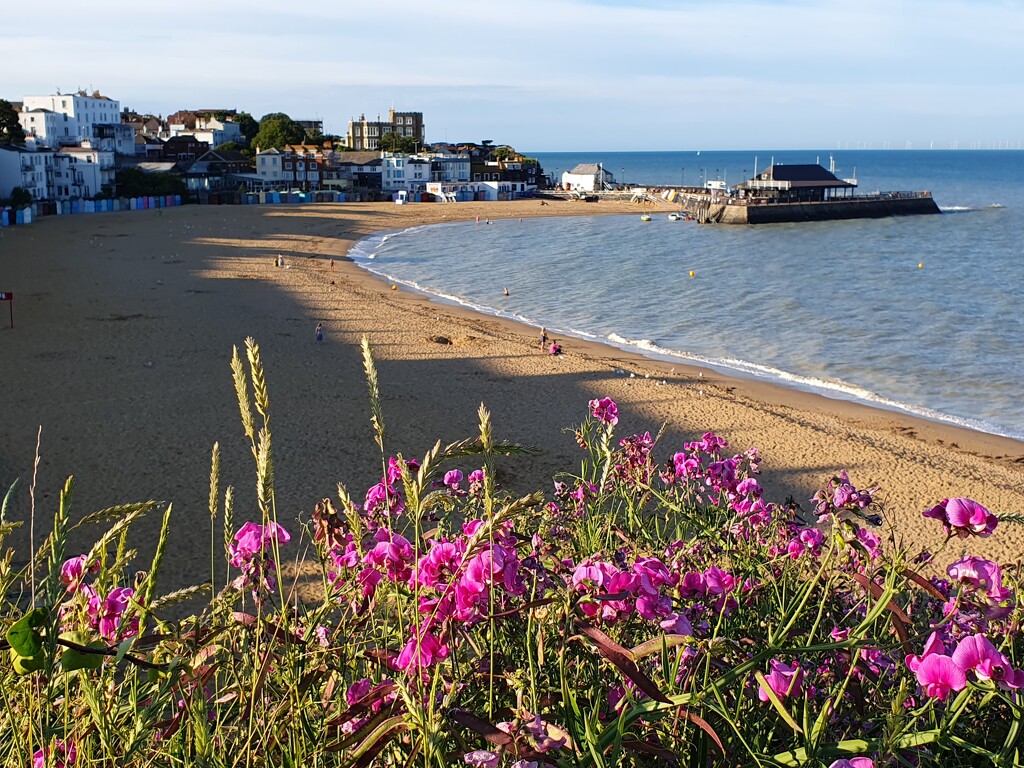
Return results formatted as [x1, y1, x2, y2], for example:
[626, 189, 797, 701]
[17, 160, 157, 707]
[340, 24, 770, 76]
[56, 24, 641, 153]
[2, 0, 1021, 149]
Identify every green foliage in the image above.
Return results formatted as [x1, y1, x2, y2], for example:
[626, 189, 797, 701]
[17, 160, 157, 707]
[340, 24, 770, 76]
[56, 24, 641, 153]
[234, 112, 259, 144]
[0, 99, 25, 144]
[0, 340, 1020, 767]
[114, 167, 187, 198]
[253, 112, 307, 150]
[379, 132, 418, 153]
[6, 186, 32, 206]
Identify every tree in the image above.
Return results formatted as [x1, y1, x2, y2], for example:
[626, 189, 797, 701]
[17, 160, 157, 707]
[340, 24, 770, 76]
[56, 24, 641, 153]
[6, 187, 31, 206]
[114, 167, 187, 198]
[0, 99, 26, 144]
[235, 112, 259, 145]
[252, 113, 306, 150]
[379, 132, 417, 153]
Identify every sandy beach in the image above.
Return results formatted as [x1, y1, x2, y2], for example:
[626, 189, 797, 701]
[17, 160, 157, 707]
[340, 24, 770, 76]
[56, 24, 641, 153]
[2, 199, 1023, 592]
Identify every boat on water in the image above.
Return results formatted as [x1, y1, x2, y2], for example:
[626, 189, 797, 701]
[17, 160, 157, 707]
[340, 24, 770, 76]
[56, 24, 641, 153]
[667, 213, 681, 221]
[640, 214, 652, 222]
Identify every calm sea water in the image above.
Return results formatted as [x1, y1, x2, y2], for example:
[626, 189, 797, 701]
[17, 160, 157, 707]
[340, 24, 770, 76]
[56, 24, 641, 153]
[349, 150, 1024, 440]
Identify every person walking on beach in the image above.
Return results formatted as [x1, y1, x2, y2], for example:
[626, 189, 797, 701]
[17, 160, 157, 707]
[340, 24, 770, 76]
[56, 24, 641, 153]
[539, 327, 548, 350]
[315, 322, 324, 345]
[329, 258, 335, 271]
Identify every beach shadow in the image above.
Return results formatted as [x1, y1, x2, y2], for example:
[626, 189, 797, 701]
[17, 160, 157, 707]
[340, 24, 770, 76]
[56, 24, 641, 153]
[3, 203, 1019, 593]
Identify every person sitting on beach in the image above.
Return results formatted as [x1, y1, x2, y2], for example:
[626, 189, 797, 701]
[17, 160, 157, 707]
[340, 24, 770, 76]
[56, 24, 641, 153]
[549, 340, 561, 356]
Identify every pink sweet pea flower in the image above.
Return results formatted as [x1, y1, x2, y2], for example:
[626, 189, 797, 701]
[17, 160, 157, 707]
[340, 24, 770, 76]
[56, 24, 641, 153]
[463, 751, 500, 768]
[588, 397, 619, 426]
[33, 739, 77, 768]
[828, 759, 874, 768]
[947, 556, 1012, 602]
[905, 631, 946, 673]
[951, 634, 1024, 689]
[923, 497, 998, 538]
[914, 653, 967, 701]
[395, 628, 449, 672]
[98, 587, 138, 642]
[59, 555, 97, 594]
[758, 659, 803, 701]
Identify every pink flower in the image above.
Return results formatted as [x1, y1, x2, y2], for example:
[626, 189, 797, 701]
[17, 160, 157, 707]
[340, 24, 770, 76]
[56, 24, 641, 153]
[758, 659, 803, 701]
[395, 628, 449, 672]
[923, 497, 998, 538]
[98, 587, 137, 642]
[229, 521, 291, 601]
[828, 759, 874, 768]
[33, 739, 77, 768]
[589, 397, 619, 426]
[463, 751, 500, 768]
[524, 715, 568, 753]
[59, 555, 97, 593]
[952, 634, 1024, 689]
[905, 631, 945, 673]
[947, 556, 1012, 602]
[914, 653, 967, 701]
[364, 529, 414, 582]
[444, 469, 464, 488]
[659, 612, 694, 636]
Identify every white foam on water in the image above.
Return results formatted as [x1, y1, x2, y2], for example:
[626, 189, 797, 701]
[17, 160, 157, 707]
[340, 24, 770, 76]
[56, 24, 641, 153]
[603, 333, 1024, 441]
[347, 217, 1024, 443]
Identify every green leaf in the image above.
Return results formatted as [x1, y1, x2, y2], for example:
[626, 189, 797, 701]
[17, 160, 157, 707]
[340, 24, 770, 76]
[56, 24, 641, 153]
[753, 671, 803, 733]
[60, 632, 104, 671]
[6, 607, 47, 657]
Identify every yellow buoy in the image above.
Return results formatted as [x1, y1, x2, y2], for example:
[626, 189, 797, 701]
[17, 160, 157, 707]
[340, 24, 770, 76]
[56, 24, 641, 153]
[689, 270, 695, 277]
[391, 284, 398, 290]
[918, 263, 924, 269]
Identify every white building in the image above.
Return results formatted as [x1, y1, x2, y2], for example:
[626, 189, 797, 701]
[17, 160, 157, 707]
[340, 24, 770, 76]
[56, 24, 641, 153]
[561, 163, 615, 192]
[19, 108, 75, 147]
[53, 145, 115, 199]
[192, 117, 243, 148]
[428, 152, 471, 183]
[255, 147, 285, 185]
[21, 90, 124, 152]
[382, 154, 434, 192]
[0, 144, 55, 201]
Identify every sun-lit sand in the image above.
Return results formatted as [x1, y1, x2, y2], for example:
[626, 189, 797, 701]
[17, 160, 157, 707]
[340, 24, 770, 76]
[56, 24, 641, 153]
[2, 199, 1022, 592]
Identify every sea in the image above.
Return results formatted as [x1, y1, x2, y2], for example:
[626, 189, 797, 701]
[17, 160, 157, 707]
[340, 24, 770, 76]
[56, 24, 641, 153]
[348, 150, 1024, 441]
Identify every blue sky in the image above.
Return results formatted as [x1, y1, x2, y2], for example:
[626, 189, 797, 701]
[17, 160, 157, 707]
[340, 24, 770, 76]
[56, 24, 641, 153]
[4, 0, 1022, 151]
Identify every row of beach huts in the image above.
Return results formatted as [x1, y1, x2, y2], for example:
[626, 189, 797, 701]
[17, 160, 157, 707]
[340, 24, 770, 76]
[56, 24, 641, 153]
[0, 189, 362, 228]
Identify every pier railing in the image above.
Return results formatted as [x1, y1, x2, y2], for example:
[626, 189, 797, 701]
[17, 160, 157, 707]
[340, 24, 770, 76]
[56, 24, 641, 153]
[736, 190, 932, 206]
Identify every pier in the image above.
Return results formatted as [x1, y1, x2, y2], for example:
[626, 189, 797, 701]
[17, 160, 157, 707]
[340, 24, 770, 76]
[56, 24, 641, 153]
[674, 189, 940, 224]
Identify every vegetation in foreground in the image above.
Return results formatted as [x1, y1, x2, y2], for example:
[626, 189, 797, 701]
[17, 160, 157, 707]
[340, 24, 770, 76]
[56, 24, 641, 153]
[2, 337, 1022, 767]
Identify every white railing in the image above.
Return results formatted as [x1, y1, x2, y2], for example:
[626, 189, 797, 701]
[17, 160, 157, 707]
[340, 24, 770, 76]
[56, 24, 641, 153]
[744, 179, 792, 190]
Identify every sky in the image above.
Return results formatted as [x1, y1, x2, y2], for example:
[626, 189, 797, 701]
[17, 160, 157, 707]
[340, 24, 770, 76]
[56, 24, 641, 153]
[4, 0, 1023, 151]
